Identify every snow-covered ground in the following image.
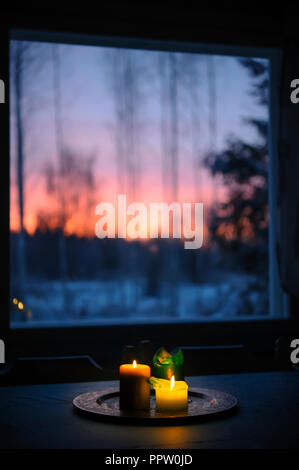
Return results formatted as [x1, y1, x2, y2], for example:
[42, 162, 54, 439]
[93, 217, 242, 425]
[11, 272, 268, 326]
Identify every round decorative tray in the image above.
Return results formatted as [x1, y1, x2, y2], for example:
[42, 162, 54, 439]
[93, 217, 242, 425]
[73, 387, 238, 425]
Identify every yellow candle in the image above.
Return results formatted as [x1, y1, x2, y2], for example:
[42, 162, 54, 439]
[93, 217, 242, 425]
[155, 376, 188, 412]
[119, 360, 151, 410]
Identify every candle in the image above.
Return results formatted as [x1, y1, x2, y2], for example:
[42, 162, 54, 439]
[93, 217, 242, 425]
[155, 376, 188, 412]
[119, 360, 151, 410]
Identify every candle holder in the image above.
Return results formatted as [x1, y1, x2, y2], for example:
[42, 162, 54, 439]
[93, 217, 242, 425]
[152, 347, 184, 380]
[73, 386, 238, 425]
[73, 346, 238, 423]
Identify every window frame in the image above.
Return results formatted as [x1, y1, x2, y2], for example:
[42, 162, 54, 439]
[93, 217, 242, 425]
[2, 18, 292, 363]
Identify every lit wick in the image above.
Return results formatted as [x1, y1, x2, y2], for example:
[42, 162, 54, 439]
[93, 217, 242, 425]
[170, 375, 175, 390]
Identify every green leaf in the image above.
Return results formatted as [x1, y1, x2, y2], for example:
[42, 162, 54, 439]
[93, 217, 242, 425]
[153, 347, 172, 366]
[147, 376, 171, 389]
[153, 347, 184, 366]
[172, 349, 184, 366]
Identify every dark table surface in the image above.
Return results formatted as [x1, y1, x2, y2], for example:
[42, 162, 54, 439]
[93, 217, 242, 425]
[0, 371, 298, 449]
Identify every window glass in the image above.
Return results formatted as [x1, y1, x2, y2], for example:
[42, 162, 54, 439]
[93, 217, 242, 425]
[9, 38, 270, 326]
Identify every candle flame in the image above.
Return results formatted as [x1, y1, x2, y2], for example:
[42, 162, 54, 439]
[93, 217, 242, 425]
[133, 360, 137, 368]
[170, 375, 175, 390]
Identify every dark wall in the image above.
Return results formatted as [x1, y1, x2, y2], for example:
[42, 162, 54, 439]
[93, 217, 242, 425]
[1, 5, 299, 368]
[1, 6, 299, 47]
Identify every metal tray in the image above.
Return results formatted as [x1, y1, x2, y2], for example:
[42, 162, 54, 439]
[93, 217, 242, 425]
[73, 387, 238, 425]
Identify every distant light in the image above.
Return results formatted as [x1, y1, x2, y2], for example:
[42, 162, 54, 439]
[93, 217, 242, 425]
[13, 298, 18, 304]
[27, 310, 32, 319]
[18, 302, 24, 310]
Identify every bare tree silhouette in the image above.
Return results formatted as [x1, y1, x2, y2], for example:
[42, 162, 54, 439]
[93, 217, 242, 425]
[52, 44, 69, 314]
[13, 41, 27, 302]
[11, 40, 47, 304]
[107, 48, 145, 310]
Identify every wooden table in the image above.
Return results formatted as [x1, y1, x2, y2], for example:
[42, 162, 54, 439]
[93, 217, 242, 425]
[0, 371, 298, 449]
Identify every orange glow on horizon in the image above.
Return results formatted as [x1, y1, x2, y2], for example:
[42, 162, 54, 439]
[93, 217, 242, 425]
[10, 163, 227, 244]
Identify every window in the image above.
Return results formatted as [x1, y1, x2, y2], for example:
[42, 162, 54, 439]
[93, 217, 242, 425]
[9, 29, 285, 329]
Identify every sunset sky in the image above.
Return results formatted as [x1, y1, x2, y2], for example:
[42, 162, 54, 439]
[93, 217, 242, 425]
[9, 41, 268, 239]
